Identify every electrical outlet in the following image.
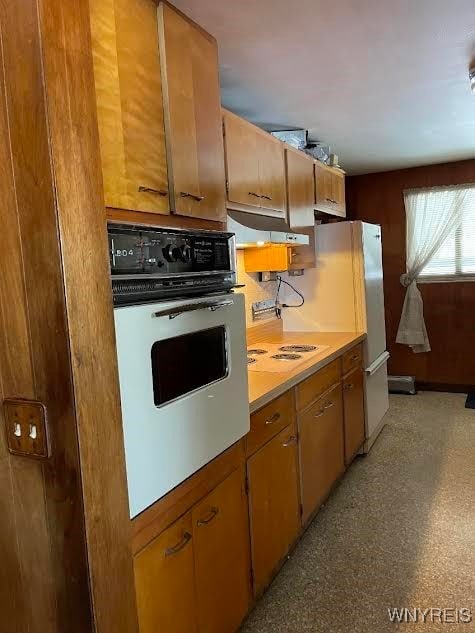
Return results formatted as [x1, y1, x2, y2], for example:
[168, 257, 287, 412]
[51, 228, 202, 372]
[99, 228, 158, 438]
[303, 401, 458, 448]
[3, 398, 50, 459]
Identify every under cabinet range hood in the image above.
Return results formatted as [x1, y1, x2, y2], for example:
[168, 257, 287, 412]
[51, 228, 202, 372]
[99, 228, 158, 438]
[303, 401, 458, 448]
[227, 210, 309, 248]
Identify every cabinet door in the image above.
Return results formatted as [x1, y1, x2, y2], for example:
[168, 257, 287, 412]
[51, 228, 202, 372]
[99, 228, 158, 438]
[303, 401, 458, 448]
[223, 111, 261, 208]
[247, 423, 300, 596]
[134, 513, 197, 633]
[332, 171, 346, 216]
[286, 149, 315, 227]
[158, 4, 226, 222]
[299, 383, 344, 524]
[90, 0, 169, 214]
[343, 368, 365, 464]
[314, 161, 332, 211]
[192, 468, 251, 633]
[257, 136, 286, 214]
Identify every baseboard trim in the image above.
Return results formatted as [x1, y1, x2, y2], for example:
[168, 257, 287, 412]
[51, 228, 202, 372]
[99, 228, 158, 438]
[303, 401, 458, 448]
[416, 382, 474, 394]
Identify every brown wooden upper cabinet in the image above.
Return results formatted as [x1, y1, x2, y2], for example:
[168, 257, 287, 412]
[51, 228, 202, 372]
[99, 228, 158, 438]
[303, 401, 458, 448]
[223, 109, 286, 217]
[158, 3, 226, 222]
[285, 146, 316, 270]
[90, 0, 170, 215]
[90, 0, 226, 222]
[314, 161, 346, 217]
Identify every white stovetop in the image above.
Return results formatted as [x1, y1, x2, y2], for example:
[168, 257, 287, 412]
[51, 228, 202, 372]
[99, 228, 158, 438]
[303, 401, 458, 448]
[247, 343, 329, 373]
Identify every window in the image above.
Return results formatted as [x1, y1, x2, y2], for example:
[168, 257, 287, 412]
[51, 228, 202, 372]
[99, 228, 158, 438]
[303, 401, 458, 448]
[421, 213, 475, 278]
[405, 184, 475, 282]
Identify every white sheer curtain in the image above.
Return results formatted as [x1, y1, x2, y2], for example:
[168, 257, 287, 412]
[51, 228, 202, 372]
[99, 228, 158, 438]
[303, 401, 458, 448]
[396, 184, 475, 353]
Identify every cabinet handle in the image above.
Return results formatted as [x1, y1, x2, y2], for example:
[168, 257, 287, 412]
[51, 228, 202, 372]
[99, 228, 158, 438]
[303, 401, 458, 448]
[282, 435, 298, 447]
[197, 507, 219, 526]
[164, 531, 192, 557]
[344, 383, 354, 391]
[265, 412, 281, 425]
[314, 409, 325, 418]
[180, 191, 205, 202]
[248, 191, 262, 198]
[323, 400, 334, 409]
[350, 354, 360, 361]
[261, 194, 272, 200]
[138, 185, 168, 196]
[325, 197, 337, 204]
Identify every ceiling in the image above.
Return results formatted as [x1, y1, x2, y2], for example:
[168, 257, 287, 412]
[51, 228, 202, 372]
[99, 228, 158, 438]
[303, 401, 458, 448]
[173, 0, 475, 175]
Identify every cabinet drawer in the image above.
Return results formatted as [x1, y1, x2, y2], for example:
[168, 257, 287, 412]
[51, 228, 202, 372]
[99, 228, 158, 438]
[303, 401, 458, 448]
[246, 391, 294, 456]
[342, 343, 363, 375]
[296, 359, 340, 412]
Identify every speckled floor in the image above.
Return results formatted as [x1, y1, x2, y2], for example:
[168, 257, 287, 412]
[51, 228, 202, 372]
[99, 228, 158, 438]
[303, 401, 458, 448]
[241, 392, 475, 632]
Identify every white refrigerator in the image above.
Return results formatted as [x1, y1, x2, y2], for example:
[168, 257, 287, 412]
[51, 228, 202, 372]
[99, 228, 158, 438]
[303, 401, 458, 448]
[283, 221, 389, 451]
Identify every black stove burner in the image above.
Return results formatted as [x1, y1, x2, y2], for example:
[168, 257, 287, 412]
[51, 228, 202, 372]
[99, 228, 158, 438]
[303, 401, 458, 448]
[279, 345, 317, 353]
[247, 348, 268, 356]
[271, 353, 302, 361]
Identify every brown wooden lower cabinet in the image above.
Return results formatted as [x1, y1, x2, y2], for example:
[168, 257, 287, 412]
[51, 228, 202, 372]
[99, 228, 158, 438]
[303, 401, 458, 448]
[192, 467, 251, 633]
[298, 383, 345, 524]
[343, 367, 365, 464]
[247, 422, 301, 596]
[134, 513, 197, 633]
[134, 467, 250, 633]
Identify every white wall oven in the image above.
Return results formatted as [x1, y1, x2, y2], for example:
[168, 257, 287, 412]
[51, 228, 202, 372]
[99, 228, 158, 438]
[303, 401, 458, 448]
[109, 223, 249, 518]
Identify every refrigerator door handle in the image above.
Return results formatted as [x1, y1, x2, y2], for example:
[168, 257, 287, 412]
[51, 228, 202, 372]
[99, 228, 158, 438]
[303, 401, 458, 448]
[365, 351, 390, 376]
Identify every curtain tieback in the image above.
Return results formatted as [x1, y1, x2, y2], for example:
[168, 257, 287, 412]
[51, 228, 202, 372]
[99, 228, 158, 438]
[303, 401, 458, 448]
[400, 273, 414, 288]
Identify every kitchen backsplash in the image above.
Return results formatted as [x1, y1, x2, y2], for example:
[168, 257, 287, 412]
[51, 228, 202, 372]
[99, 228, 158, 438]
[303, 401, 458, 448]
[235, 251, 279, 328]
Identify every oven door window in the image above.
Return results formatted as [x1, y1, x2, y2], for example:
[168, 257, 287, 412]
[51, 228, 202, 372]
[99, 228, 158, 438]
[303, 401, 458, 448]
[151, 326, 228, 407]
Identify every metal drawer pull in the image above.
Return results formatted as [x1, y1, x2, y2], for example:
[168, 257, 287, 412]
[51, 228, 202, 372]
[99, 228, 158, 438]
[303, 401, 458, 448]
[325, 197, 337, 204]
[180, 191, 205, 202]
[265, 412, 281, 425]
[323, 400, 334, 409]
[197, 507, 219, 526]
[138, 185, 168, 196]
[282, 435, 298, 447]
[261, 194, 272, 200]
[153, 299, 234, 319]
[165, 531, 192, 557]
[344, 383, 354, 391]
[350, 354, 360, 361]
[314, 409, 325, 418]
[248, 191, 261, 197]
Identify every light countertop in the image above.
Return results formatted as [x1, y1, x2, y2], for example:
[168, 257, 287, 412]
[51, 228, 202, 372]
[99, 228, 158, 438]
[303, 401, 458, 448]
[248, 331, 366, 413]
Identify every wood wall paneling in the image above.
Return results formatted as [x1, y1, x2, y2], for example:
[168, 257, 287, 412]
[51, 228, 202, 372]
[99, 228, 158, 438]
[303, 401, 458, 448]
[0, 0, 91, 630]
[347, 159, 475, 387]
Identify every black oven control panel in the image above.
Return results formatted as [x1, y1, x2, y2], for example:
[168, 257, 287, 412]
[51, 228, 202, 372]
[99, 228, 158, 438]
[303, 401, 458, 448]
[108, 223, 237, 305]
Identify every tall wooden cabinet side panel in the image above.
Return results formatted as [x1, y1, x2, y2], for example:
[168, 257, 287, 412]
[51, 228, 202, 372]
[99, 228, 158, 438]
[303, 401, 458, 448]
[134, 514, 197, 633]
[39, 0, 140, 630]
[90, 0, 169, 214]
[192, 467, 251, 633]
[158, 3, 226, 222]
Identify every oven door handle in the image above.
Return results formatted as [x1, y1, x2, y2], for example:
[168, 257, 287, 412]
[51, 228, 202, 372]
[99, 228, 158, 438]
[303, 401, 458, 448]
[153, 299, 235, 320]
